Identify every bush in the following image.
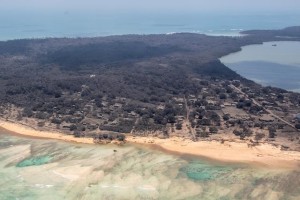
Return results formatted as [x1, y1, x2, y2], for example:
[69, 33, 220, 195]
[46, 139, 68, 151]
[73, 131, 82, 138]
[51, 118, 62, 124]
[116, 134, 126, 141]
[223, 114, 230, 121]
[97, 133, 126, 141]
[236, 102, 244, 109]
[219, 93, 227, 99]
[233, 128, 252, 139]
[244, 100, 252, 107]
[255, 133, 265, 141]
[196, 131, 209, 138]
[167, 115, 176, 124]
[35, 112, 48, 119]
[233, 129, 241, 136]
[269, 131, 276, 138]
[209, 126, 218, 134]
[37, 121, 45, 127]
[175, 123, 182, 130]
[22, 107, 33, 117]
[69, 124, 77, 131]
[268, 126, 276, 138]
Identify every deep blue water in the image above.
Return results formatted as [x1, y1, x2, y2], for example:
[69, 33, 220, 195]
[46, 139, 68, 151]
[0, 11, 300, 40]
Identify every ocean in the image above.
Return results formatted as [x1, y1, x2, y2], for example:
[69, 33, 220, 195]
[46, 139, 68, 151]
[0, 130, 300, 200]
[0, 11, 299, 40]
[1, 11, 300, 92]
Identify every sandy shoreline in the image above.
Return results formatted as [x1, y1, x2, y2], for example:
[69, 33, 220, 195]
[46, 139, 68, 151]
[1, 119, 300, 169]
[126, 136, 300, 169]
[0, 119, 94, 144]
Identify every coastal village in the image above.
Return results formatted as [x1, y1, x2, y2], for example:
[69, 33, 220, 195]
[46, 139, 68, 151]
[0, 28, 300, 153]
[1, 76, 300, 151]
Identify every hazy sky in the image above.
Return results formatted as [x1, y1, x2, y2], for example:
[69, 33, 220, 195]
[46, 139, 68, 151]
[1, 0, 300, 13]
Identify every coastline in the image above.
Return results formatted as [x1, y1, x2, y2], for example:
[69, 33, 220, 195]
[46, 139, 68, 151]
[0, 119, 94, 144]
[126, 136, 300, 169]
[1, 119, 300, 169]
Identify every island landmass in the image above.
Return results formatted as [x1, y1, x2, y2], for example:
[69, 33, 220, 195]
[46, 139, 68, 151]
[1, 27, 300, 168]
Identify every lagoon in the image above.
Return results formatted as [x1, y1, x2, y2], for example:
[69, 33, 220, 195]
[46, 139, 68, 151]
[220, 41, 300, 92]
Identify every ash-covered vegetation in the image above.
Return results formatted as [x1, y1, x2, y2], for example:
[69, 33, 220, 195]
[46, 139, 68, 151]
[43, 42, 185, 70]
[0, 27, 300, 147]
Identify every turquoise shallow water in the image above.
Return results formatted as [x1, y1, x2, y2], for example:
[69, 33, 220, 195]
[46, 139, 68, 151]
[16, 155, 52, 167]
[0, 130, 300, 200]
[181, 161, 233, 181]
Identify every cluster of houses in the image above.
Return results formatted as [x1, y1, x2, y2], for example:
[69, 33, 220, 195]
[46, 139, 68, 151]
[176, 78, 300, 139]
[5, 75, 299, 142]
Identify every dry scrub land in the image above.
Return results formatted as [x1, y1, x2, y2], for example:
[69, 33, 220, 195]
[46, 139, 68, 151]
[0, 27, 300, 151]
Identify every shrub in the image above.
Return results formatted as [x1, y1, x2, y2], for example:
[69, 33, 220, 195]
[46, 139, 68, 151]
[73, 131, 82, 138]
[37, 121, 45, 127]
[51, 118, 62, 124]
[223, 114, 230, 121]
[219, 93, 227, 99]
[209, 126, 218, 134]
[116, 134, 126, 141]
[196, 131, 209, 138]
[22, 107, 33, 117]
[175, 123, 182, 130]
[255, 133, 265, 141]
[69, 124, 77, 131]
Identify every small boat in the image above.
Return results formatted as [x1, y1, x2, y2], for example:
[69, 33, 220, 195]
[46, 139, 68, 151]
[272, 44, 277, 47]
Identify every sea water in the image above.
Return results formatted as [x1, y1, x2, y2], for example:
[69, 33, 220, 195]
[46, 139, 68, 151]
[220, 41, 300, 92]
[0, 130, 299, 200]
[1, 11, 300, 92]
[0, 11, 299, 40]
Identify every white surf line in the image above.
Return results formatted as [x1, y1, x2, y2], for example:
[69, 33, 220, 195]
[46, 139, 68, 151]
[52, 170, 79, 181]
[137, 185, 157, 191]
[34, 184, 54, 189]
[113, 185, 129, 189]
[99, 185, 129, 189]
[98, 184, 157, 191]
